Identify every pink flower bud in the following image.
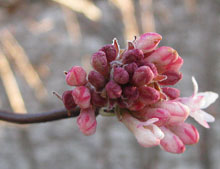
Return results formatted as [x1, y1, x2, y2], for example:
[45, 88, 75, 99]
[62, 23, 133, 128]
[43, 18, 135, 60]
[138, 86, 160, 105]
[62, 90, 77, 110]
[140, 108, 170, 126]
[91, 90, 107, 107]
[155, 101, 189, 124]
[132, 66, 154, 86]
[123, 85, 139, 101]
[124, 62, 138, 77]
[166, 56, 183, 72]
[88, 71, 106, 90]
[105, 81, 122, 99]
[113, 67, 129, 84]
[141, 62, 158, 76]
[159, 71, 182, 85]
[77, 107, 97, 136]
[160, 126, 185, 154]
[144, 46, 180, 73]
[66, 66, 87, 86]
[162, 87, 180, 100]
[135, 32, 162, 53]
[99, 44, 117, 62]
[169, 123, 199, 145]
[91, 51, 109, 76]
[72, 86, 91, 109]
[122, 49, 144, 64]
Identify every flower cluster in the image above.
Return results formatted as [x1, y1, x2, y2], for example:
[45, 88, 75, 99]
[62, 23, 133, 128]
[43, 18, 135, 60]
[62, 32, 218, 153]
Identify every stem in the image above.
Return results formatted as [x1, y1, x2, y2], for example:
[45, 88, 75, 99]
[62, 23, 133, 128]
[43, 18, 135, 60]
[0, 107, 81, 124]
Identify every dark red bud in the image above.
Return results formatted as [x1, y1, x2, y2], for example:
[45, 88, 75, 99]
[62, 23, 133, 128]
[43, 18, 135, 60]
[159, 71, 182, 85]
[113, 67, 129, 84]
[123, 85, 139, 101]
[99, 44, 117, 62]
[91, 51, 109, 76]
[62, 90, 77, 110]
[122, 49, 144, 64]
[162, 87, 180, 100]
[139, 86, 160, 105]
[124, 62, 138, 77]
[91, 90, 107, 107]
[132, 66, 154, 86]
[88, 71, 106, 90]
[105, 81, 122, 99]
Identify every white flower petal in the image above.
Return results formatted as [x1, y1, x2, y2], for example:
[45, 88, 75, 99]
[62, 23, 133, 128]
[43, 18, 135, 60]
[192, 76, 198, 95]
[197, 92, 219, 109]
[152, 124, 164, 139]
[190, 110, 210, 128]
[198, 109, 215, 122]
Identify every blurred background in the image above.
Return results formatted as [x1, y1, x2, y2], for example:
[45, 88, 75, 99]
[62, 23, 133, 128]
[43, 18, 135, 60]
[0, 0, 220, 169]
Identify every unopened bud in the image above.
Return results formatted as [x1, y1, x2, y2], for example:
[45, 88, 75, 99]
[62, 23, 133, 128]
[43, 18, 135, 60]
[77, 107, 97, 136]
[91, 51, 109, 76]
[99, 44, 117, 62]
[88, 71, 106, 90]
[162, 87, 180, 100]
[132, 66, 154, 86]
[123, 85, 139, 101]
[66, 66, 87, 86]
[124, 62, 138, 77]
[129, 99, 146, 111]
[105, 81, 122, 99]
[72, 86, 91, 109]
[62, 90, 76, 110]
[135, 32, 162, 53]
[122, 49, 144, 64]
[91, 90, 107, 107]
[139, 86, 160, 105]
[113, 67, 129, 84]
[159, 71, 182, 85]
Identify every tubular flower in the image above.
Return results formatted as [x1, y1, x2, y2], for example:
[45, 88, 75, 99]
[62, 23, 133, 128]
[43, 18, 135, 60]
[61, 33, 218, 153]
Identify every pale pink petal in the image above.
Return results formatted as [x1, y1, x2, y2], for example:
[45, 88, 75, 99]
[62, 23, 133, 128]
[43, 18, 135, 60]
[190, 110, 210, 128]
[122, 113, 164, 147]
[160, 127, 185, 154]
[197, 92, 219, 109]
[169, 123, 199, 145]
[192, 76, 198, 95]
[137, 118, 159, 128]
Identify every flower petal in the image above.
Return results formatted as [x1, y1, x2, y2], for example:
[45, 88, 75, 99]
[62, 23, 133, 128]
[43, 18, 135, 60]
[190, 110, 213, 128]
[192, 76, 198, 95]
[197, 92, 219, 109]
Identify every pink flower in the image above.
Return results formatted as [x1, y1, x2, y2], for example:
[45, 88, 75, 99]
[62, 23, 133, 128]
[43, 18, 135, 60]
[178, 77, 218, 128]
[72, 86, 91, 109]
[66, 66, 87, 86]
[134, 32, 162, 53]
[77, 107, 97, 136]
[122, 112, 164, 147]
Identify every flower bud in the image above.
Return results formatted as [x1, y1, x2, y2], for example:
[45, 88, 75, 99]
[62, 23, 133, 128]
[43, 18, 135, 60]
[62, 90, 77, 110]
[139, 86, 160, 105]
[122, 49, 144, 64]
[72, 86, 91, 109]
[123, 85, 139, 101]
[105, 81, 122, 99]
[141, 62, 158, 76]
[160, 126, 185, 154]
[113, 67, 129, 84]
[99, 44, 117, 62]
[169, 123, 199, 145]
[159, 71, 182, 85]
[167, 56, 183, 72]
[132, 66, 154, 86]
[91, 51, 109, 76]
[155, 101, 189, 124]
[91, 90, 107, 107]
[162, 87, 180, 100]
[140, 108, 170, 126]
[66, 66, 87, 86]
[88, 71, 106, 90]
[144, 46, 180, 73]
[135, 32, 162, 53]
[124, 62, 138, 78]
[77, 107, 97, 136]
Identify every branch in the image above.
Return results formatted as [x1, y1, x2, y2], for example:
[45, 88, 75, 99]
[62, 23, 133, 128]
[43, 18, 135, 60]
[0, 107, 81, 124]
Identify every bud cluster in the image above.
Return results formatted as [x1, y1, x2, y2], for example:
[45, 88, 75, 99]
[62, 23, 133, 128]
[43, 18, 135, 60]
[61, 32, 218, 154]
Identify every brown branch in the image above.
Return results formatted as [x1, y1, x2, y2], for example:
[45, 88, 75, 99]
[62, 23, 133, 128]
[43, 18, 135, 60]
[0, 107, 81, 124]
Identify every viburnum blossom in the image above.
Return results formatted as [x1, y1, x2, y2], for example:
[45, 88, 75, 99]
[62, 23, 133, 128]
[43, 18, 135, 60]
[62, 32, 218, 154]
